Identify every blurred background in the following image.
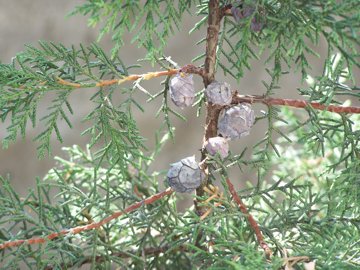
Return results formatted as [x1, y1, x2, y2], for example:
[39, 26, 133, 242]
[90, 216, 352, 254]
[0, 1, 349, 197]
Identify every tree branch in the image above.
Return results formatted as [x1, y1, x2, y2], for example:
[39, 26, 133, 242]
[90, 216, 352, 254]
[14, 63, 360, 115]
[196, 0, 223, 217]
[203, 0, 221, 87]
[55, 65, 204, 89]
[225, 178, 272, 259]
[0, 188, 174, 250]
[233, 94, 360, 114]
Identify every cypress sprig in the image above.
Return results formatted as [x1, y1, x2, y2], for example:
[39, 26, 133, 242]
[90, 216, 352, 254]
[1, 1, 359, 269]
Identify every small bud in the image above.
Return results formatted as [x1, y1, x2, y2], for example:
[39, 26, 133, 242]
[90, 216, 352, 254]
[205, 137, 229, 159]
[231, 4, 264, 32]
[218, 103, 255, 140]
[250, 18, 264, 32]
[231, 5, 255, 23]
[167, 156, 204, 193]
[169, 73, 195, 108]
[205, 81, 233, 105]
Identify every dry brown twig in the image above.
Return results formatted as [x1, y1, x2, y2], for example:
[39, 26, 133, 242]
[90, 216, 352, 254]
[200, 184, 225, 220]
[56, 64, 204, 89]
[282, 249, 315, 270]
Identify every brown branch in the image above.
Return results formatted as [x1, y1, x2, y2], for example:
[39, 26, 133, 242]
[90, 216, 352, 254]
[44, 244, 187, 270]
[226, 178, 272, 259]
[196, 0, 223, 215]
[232, 94, 360, 114]
[193, 0, 223, 250]
[203, 0, 221, 87]
[200, 0, 223, 151]
[56, 65, 204, 89]
[0, 188, 174, 250]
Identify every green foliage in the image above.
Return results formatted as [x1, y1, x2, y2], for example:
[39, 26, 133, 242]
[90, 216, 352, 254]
[1, 0, 360, 269]
[213, 0, 360, 80]
[0, 145, 164, 269]
[0, 42, 146, 163]
[70, 0, 196, 59]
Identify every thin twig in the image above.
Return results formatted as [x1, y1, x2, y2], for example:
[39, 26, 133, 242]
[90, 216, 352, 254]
[0, 188, 174, 250]
[56, 65, 204, 89]
[225, 178, 272, 259]
[57, 70, 177, 88]
[233, 94, 360, 114]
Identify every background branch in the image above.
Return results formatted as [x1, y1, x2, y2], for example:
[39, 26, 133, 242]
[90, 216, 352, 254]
[226, 178, 272, 259]
[0, 188, 174, 250]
